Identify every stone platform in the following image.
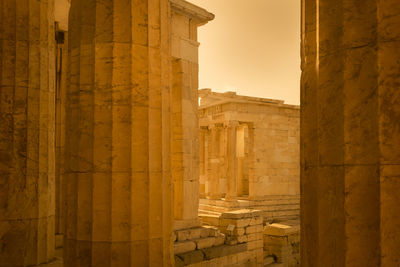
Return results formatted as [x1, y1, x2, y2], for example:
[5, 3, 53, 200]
[199, 195, 300, 224]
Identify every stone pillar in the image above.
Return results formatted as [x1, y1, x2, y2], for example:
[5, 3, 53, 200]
[226, 121, 239, 199]
[199, 127, 207, 198]
[171, 58, 201, 229]
[170, 1, 213, 230]
[65, 0, 173, 266]
[206, 125, 224, 199]
[219, 125, 228, 196]
[0, 0, 56, 265]
[301, 0, 400, 265]
[246, 123, 255, 200]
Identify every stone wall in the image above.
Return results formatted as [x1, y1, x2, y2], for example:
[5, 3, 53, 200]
[174, 209, 264, 266]
[263, 223, 300, 267]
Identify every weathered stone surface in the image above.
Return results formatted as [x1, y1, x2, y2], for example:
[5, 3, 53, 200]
[247, 233, 263, 242]
[202, 244, 247, 260]
[64, 0, 173, 266]
[177, 227, 203, 241]
[202, 226, 219, 237]
[237, 235, 248, 243]
[174, 241, 197, 254]
[220, 218, 251, 228]
[245, 224, 264, 234]
[264, 235, 289, 246]
[247, 240, 263, 250]
[0, 0, 56, 265]
[225, 236, 239, 246]
[174, 218, 202, 231]
[214, 233, 226, 246]
[195, 237, 216, 249]
[175, 255, 185, 267]
[300, 2, 400, 265]
[175, 250, 205, 265]
[249, 216, 263, 225]
[200, 214, 220, 226]
[264, 224, 299, 236]
[220, 226, 246, 236]
[264, 256, 275, 265]
[220, 209, 262, 219]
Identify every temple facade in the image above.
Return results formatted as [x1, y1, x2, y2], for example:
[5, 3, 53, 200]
[198, 90, 300, 223]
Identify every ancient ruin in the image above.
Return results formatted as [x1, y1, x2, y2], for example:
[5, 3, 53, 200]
[198, 90, 300, 223]
[1, 0, 400, 266]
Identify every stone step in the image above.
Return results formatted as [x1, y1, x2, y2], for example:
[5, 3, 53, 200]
[200, 196, 300, 207]
[198, 203, 231, 213]
[199, 197, 300, 209]
[197, 209, 222, 216]
[199, 203, 299, 216]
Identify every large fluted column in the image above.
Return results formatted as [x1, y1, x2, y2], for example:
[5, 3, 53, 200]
[65, 0, 173, 266]
[301, 0, 400, 265]
[0, 0, 56, 265]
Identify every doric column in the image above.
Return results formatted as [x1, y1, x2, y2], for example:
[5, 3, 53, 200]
[301, 0, 400, 265]
[65, 0, 173, 266]
[225, 121, 239, 200]
[0, 0, 56, 265]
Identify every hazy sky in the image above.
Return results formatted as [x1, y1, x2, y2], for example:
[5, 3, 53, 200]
[190, 0, 301, 105]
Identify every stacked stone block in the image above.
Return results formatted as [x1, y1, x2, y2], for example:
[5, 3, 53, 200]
[174, 209, 264, 266]
[263, 223, 300, 267]
[174, 226, 231, 266]
[218, 210, 264, 266]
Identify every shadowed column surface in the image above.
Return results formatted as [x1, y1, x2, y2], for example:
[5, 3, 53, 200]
[65, 0, 173, 266]
[0, 0, 56, 265]
[301, 0, 400, 265]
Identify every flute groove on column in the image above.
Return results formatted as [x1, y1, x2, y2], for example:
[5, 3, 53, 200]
[65, 0, 173, 266]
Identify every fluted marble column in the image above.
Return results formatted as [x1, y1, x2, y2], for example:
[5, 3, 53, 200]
[301, 0, 400, 265]
[0, 0, 56, 265]
[65, 0, 173, 266]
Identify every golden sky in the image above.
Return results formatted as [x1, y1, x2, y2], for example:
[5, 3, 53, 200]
[190, 0, 301, 105]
